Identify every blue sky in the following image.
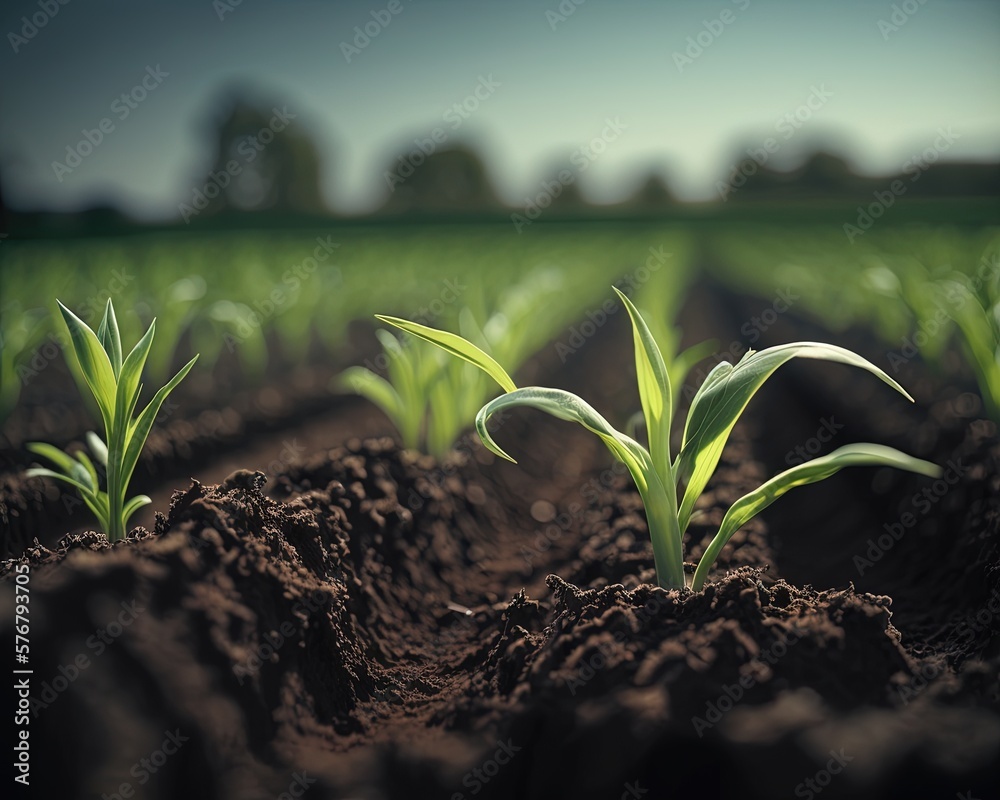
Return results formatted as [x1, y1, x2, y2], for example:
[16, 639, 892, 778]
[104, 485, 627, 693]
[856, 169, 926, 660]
[2, 0, 998, 218]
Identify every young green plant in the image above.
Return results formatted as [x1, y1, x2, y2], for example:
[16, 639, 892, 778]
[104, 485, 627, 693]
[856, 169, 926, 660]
[26, 299, 198, 542]
[378, 287, 941, 592]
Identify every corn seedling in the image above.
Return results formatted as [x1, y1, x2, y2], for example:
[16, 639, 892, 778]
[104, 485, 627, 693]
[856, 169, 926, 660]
[341, 270, 574, 457]
[379, 288, 941, 592]
[26, 299, 198, 542]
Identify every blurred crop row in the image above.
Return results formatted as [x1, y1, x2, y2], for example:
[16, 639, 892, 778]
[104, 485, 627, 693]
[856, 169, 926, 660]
[2, 222, 997, 452]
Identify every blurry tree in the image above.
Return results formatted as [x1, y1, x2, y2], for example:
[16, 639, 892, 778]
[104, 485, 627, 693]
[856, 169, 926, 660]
[627, 172, 675, 211]
[380, 143, 501, 215]
[185, 91, 329, 220]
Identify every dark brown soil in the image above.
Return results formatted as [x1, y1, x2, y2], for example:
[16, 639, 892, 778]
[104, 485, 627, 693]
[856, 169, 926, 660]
[2, 280, 999, 800]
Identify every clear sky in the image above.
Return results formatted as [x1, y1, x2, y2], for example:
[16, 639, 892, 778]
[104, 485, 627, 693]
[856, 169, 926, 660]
[2, 0, 998, 218]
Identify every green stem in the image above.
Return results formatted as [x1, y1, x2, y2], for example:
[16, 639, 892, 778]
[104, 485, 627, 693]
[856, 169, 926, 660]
[641, 472, 685, 591]
[107, 412, 125, 543]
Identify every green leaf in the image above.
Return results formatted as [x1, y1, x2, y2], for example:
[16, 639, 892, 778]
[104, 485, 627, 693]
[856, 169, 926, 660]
[121, 355, 198, 490]
[86, 431, 109, 467]
[123, 494, 152, 526]
[476, 386, 645, 477]
[337, 366, 404, 425]
[25, 466, 93, 495]
[96, 299, 123, 379]
[613, 287, 672, 479]
[116, 319, 156, 426]
[474, 386, 686, 589]
[57, 300, 117, 434]
[73, 448, 100, 489]
[27, 441, 80, 476]
[375, 314, 517, 394]
[677, 342, 914, 532]
[691, 444, 942, 590]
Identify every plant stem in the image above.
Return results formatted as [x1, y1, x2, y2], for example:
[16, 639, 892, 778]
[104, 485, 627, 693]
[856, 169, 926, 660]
[640, 474, 686, 590]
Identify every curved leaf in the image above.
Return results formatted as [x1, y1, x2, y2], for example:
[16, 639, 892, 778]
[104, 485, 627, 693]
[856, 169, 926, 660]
[86, 431, 109, 467]
[123, 494, 152, 526]
[691, 443, 941, 590]
[475, 386, 685, 589]
[613, 287, 672, 479]
[375, 314, 517, 394]
[677, 343, 914, 532]
[57, 300, 116, 432]
[121, 355, 198, 490]
[96, 299, 123, 378]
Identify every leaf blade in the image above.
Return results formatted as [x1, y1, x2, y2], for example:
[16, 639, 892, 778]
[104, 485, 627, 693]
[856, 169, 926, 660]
[691, 443, 941, 590]
[677, 342, 914, 532]
[375, 314, 517, 394]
